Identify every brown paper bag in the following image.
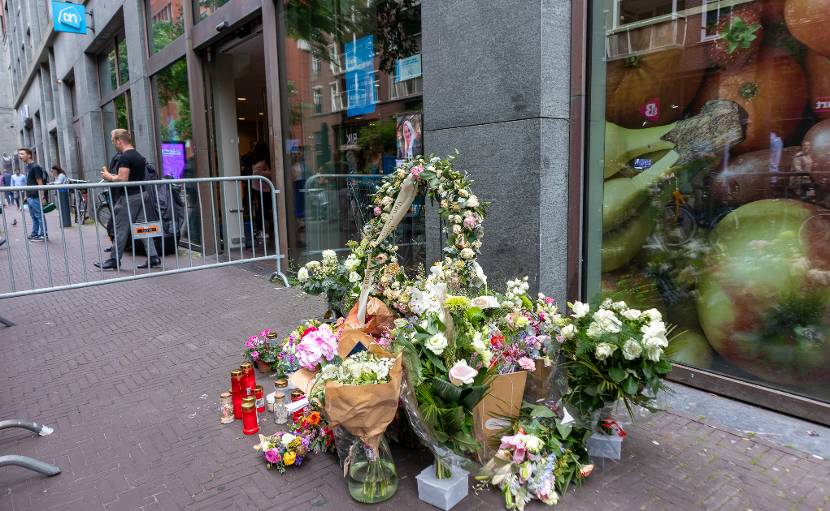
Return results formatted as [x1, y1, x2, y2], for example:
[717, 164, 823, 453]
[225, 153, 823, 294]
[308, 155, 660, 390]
[342, 297, 396, 337]
[473, 370, 528, 463]
[323, 352, 403, 451]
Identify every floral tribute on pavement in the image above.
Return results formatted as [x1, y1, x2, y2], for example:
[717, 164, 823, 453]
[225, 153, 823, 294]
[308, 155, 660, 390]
[230, 155, 675, 509]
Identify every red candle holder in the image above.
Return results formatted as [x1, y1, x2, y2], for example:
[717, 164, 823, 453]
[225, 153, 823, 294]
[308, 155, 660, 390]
[290, 389, 305, 423]
[240, 362, 255, 395]
[230, 370, 244, 419]
[241, 402, 259, 435]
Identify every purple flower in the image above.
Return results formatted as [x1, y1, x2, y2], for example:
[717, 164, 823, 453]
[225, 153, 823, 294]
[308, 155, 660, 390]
[264, 449, 281, 464]
[251, 351, 259, 360]
[294, 456, 304, 466]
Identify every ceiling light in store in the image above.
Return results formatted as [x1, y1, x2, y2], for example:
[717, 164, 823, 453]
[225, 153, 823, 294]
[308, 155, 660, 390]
[238, 117, 246, 121]
[258, 112, 264, 116]
[237, 97, 247, 101]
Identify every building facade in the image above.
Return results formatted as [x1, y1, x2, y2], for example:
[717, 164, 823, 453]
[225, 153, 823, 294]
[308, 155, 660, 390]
[2, 0, 828, 424]
[0, 0, 18, 158]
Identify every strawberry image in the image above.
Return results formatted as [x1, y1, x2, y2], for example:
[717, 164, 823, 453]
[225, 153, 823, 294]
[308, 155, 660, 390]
[706, 4, 764, 69]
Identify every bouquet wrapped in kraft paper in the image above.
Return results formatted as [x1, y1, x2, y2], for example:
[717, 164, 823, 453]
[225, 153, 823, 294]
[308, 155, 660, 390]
[340, 296, 397, 337]
[473, 370, 529, 463]
[325, 329, 404, 503]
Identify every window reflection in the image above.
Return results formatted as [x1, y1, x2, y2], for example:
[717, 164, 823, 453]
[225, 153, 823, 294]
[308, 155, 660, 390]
[148, 0, 185, 53]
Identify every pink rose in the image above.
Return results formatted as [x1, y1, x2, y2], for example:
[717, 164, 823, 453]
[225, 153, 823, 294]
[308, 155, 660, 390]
[448, 360, 478, 385]
[463, 216, 477, 229]
[518, 357, 535, 371]
[411, 165, 424, 178]
[374, 206, 382, 216]
[264, 449, 281, 464]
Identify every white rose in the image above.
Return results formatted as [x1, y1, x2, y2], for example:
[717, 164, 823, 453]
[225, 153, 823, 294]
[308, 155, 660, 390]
[592, 309, 622, 334]
[643, 334, 668, 350]
[448, 359, 478, 385]
[297, 267, 309, 282]
[645, 346, 663, 362]
[571, 301, 590, 319]
[425, 333, 448, 355]
[322, 249, 337, 261]
[621, 308, 642, 321]
[643, 308, 663, 322]
[586, 322, 604, 339]
[460, 248, 475, 260]
[458, 189, 469, 198]
[470, 295, 500, 309]
[348, 271, 361, 283]
[594, 343, 616, 361]
[622, 338, 643, 360]
[466, 196, 479, 208]
[612, 301, 628, 312]
[641, 321, 667, 340]
[452, 224, 462, 234]
[560, 324, 576, 339]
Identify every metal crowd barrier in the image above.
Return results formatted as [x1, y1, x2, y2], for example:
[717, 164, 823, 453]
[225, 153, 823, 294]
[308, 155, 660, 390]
[0, 175, 289, 303]
[300, 173, 426, 267]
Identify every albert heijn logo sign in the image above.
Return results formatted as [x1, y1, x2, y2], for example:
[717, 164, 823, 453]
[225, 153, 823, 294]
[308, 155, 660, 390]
[52, 1, 86, 34]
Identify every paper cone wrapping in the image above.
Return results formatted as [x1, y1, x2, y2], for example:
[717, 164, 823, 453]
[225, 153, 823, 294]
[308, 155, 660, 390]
[342, 297, 396, 337]
[324, 344, 403, 452]
[473, 370, 529, 463]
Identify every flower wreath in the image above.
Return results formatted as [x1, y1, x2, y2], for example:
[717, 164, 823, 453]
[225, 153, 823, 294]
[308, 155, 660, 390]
[344, 154, 487, 312]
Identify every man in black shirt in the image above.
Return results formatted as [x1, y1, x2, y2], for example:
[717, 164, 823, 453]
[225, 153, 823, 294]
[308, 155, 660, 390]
[94, 129, 160, 270]
[18, 147, 48, 241]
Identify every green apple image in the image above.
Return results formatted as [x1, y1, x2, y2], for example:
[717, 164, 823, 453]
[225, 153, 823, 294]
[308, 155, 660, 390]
[667, 329, 714, 369]
[697, 199, 830, 385]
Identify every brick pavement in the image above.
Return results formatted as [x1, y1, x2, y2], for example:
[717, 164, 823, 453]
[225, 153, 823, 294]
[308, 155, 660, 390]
[1, 264, 829, 511]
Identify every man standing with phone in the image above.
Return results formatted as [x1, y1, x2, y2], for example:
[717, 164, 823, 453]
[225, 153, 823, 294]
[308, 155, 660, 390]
[18, 147, 48, 242]
[94, 129, 160, 270]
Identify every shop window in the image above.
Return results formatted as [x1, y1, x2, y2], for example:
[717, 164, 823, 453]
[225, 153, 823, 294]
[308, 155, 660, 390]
[591, 0, 830, 404]
[278, 0, 424, 266]
[98, 34, 129, 98]
[102, 91, 132, 162]
[152, 58, 192, 178]
[148, 0, 184, 53]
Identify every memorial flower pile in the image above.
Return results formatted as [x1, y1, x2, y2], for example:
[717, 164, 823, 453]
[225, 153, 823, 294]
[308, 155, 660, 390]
[242, 329, 281, 369]
[276, 320, 327, 374]
[296, 250, 354, 316]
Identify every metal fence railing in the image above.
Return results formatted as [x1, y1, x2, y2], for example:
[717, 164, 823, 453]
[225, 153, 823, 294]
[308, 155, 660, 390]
[0, 175, 289, 304]
[299, 173, 426, 269]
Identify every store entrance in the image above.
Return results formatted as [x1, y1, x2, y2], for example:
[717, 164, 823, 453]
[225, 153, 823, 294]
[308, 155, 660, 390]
[208, 25, 271, 252]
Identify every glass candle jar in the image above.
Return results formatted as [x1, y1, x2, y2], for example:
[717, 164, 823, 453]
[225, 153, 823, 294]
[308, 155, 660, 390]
[274, 379, 288, 403]
[219, 392, 234, 424]
[273, 391, 288, 425]
[241, 402, 259, 435]
[253, 385, 265, 414]
[290, 389, 305, 423]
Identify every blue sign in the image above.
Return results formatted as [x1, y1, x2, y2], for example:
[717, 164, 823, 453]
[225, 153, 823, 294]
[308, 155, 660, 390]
[395, 54, 422, 82]
[344, 35, 375, 117]
[52, 1, 86, 34]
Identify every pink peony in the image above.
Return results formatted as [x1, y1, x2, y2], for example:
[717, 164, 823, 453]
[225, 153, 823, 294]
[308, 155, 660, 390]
[374, 206, 382, 216]
[264, 449, 281, 464]
[296, 325, 338, 370]
[410, 165, 424, 178]
[518, 357, 535, 371]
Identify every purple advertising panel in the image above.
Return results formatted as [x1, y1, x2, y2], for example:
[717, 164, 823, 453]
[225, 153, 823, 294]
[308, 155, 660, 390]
[161, 141, 186, 179]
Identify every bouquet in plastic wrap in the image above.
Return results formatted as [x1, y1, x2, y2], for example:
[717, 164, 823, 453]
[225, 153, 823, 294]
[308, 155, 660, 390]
[558, 299, 674, 423]
[476, 402, 594, 511]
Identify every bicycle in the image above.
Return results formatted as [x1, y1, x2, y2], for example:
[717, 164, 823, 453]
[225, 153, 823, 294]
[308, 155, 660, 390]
[660, 185, 732, 246]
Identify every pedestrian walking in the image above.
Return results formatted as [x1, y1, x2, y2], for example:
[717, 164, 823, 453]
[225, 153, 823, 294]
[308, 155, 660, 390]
[10, 168, 25, 209]
[94, 129, 160, 271]
[17, 147, 48, 242]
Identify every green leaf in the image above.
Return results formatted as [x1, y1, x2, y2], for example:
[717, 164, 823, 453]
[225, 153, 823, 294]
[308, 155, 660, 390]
[465, 306, 484, 323]
[608, 367, 627, 383]
[525, 402, 556, 418]
[460, 384, 490, 410]
[622, 377, 639, 395]
[442, 406, 466, 431]
[655, 359, 673, 375]
[453, 430, 480, 452]
[433, 430, 449, 442]
[432, 378, 463, 403]
[555, 420, 573, 440]
[425, 349, 447, 372]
